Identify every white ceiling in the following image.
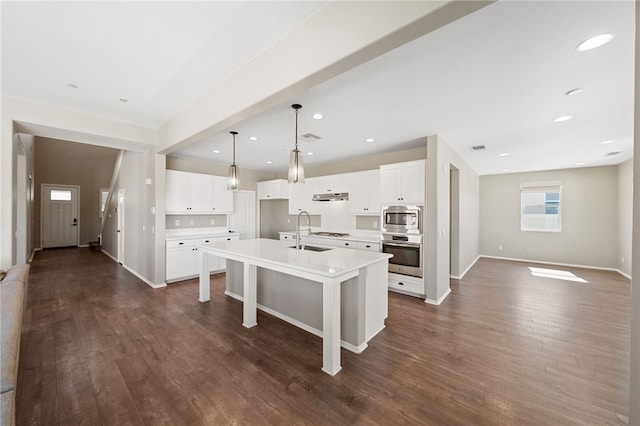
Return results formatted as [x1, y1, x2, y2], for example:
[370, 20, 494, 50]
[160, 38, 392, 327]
[2, 1, 635, 176]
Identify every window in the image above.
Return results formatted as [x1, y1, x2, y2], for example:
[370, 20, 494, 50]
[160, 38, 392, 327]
[100, 189, 109, 218]
[50, 189, 71, 201]
[521, 181, 561, 232]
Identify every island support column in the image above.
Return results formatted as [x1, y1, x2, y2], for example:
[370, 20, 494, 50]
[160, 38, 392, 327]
[243, 263, 257, 328]
[198, 250, 211, 302]
[322, 279, 342, 376]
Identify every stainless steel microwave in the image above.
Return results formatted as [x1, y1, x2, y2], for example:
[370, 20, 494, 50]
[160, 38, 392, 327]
[381, 205, 422, 234]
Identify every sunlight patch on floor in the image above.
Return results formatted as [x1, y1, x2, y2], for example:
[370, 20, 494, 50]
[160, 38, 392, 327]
[528, 267, 588, 283]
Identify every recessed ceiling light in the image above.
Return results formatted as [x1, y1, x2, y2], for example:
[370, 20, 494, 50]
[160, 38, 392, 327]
[312, 113, 324, 120]
[498, 153, 510, 157]
[565, 88, 585, 96]
[307, 152, 314, 156]
[554, 115, 573, 122]
[66, 83, 78, 89]
[266, 161, 272, 164]
[119, 98, 128, 103]
[576, 162, 585, 166]
[365, 138, 374, 143]
[600, 140, 615, 145]
[212, 149, 220, 154]
[248, 136, 259, 141]
[576, 33, 615, 52]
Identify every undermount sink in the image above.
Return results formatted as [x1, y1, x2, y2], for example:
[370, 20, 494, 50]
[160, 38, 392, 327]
[289, 245, 333, 252]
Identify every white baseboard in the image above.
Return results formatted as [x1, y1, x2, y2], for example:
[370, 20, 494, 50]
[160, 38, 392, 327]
[425, 287, 451, 305]
[101, 249, 117, 262]
[616, 269, 632, 280]
[480, 255, 632, 279]
[224, 290, 368, 354]
[29, 248, 41, 262]
[122, 264, 167, 289]
[450, 255, 480, 280]
[101, 249, 167, 288]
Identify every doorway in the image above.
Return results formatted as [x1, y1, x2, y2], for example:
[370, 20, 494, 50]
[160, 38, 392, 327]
[117, 188, 125, 264]
[41, 184, 79, 248]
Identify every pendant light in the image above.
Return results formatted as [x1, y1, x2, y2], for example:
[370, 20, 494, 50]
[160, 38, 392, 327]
[227, 131, 239, 190]
[288, 104, 305, 183]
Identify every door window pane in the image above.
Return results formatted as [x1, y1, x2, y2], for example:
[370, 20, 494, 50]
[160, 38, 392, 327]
[50, 190, 71, 201]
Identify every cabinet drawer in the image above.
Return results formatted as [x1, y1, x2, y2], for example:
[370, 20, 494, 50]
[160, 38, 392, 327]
[388, 273, 424, 294]
[356, 241, 380, 252]
[167, 239, 195, 249]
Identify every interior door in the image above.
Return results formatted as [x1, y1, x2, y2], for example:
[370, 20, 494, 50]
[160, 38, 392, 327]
[42, 184, 79, 248]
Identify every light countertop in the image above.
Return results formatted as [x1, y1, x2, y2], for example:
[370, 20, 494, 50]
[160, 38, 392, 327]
[199, 238, 391, 279]
[166, 227, 239, 241]
[279, 231, 380, 244]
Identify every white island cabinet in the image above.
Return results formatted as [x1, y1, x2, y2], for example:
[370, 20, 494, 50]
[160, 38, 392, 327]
[197, 238, 391, 376]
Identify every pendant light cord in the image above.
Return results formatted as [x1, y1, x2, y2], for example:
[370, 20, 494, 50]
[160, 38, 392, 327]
[294, 107, 299, 151]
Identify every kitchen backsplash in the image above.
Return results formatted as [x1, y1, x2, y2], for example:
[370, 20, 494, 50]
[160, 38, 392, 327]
[356, 216, 380, 231]
[166, 214, 228, 229]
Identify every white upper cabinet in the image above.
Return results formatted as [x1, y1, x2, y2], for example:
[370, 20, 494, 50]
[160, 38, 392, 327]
[257, 179, 289, 200]
[211, 175, 233, 213]
[166, 170, 233, 214]
[165, 170, 190, 213]
[379, 160, 425, 204]
[313, 174, 348, 194]
[348, 170, 380, 215]
[288, 178, 319, 215]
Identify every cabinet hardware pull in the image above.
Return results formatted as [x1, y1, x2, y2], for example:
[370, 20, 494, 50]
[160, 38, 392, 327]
[178, 242, 184, 245]
[205, 240, 210, 243]
[398, 282, 404, 286]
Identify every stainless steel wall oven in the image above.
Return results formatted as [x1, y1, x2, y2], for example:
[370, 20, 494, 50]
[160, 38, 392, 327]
[381, 233, 423, 278]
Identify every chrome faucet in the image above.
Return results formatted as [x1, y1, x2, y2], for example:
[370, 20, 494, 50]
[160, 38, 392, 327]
[296, 210, 311, 250]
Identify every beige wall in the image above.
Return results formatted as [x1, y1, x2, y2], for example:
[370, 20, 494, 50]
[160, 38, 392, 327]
[479, 165, 619, 269]
[426, 135, 480, 302]
[102, 150, 166, 286]
[166, 155, 275, 191]
[275, 146, 427, 179]
[34, 137, 119, 247]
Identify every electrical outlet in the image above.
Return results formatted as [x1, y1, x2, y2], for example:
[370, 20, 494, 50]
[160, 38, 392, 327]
[621, 256, 625, 263]
[142, 225, 145, 232]
[498, 245, 503, 250]
[151, 226, 155, 234]
[373, 221, 378, 229]
[175, 219, 180, 226]
[210, 219, 215, 225]
[189, 219, 194, 226]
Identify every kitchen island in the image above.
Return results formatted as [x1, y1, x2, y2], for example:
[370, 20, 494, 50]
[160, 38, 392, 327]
[197, 238, 391, 376]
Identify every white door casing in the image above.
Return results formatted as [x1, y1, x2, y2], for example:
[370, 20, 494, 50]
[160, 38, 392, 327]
[41, 184, 79, 248]
[117, 188, 125, 264]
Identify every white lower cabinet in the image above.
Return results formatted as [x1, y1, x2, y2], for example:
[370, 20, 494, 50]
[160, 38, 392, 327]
[387, 273, 424, 295]
[166, 234, 239, 282]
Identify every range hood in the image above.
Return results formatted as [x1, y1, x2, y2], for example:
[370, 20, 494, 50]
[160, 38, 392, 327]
[312, 192, 349, 202]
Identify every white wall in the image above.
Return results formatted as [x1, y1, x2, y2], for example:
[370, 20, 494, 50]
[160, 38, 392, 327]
[618, 159, 633, 277]
[425, 135, 480, 303]
[480, 166, 619, 269]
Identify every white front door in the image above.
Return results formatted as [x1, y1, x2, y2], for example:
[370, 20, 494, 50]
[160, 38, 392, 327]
[41, 184, 79, 248]
[230, 190, 256, 239]
[117, 189, 125, 264]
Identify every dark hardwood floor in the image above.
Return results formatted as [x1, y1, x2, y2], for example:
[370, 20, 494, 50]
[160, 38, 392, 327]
[16, 248, 630, 425]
